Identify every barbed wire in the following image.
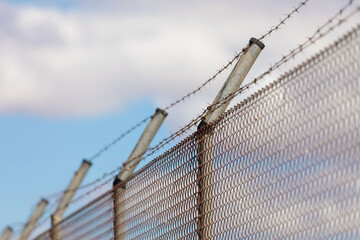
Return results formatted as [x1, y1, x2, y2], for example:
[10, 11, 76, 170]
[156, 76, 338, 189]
[258, 0, 309, 41]
[130, 0, 358, 170]
[40, 1, 359, 223]
[217, 6, 360, 111]
[87, 117, 151, 163]
[84, 0, 310, 163]
[37, 0, 360, 233]
[39, 0, 311, 205]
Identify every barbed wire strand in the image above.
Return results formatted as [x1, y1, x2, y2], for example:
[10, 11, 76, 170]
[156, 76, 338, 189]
[86, 0, 310, 163]
[126, 0, 358, 171]
[35, 3, 360, 228]
[40, 0, 311, 205]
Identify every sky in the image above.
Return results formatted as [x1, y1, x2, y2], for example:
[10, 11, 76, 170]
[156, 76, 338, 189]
[0, 0, 359, 238]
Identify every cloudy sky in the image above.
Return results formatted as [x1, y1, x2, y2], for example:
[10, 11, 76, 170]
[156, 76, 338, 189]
[0, 0, 359, 237]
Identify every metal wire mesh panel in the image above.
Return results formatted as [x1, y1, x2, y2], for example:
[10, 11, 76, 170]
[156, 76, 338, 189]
[34, 25, 360, 240]
[113, 136, 198, 240]
[34, 193, 114, 240]
[196, 26, 360, 239]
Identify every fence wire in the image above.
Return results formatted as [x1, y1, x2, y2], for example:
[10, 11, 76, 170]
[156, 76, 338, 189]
[34, 25, 360, 240]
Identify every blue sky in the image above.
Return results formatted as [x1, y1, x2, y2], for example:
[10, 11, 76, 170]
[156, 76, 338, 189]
[4, 0, 77, 9]
[0, 0, 359, 238]
[0, 98, 170, 235]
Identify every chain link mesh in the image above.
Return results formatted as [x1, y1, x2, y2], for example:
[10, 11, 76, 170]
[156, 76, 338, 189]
[34, 25, 360, 240]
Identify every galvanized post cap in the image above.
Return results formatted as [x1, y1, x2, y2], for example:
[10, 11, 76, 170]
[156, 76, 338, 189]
[249, 37, 265, 49]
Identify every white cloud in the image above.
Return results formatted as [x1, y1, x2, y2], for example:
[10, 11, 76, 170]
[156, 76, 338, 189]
[0, 2, 232, 116]
[0, 0, 358, 123]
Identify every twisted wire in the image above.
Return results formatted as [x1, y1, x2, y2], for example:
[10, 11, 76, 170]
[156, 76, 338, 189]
[47, 1, 358, 215]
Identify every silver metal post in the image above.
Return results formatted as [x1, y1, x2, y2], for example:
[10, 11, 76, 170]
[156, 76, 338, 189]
[51, 159, 92, 240]
[203, 38, 265, 124]
[113, 108, 167, 240]
[197, 37, 264, 239]
[0, 227, 13, 240]
[20, 199, 48, 240]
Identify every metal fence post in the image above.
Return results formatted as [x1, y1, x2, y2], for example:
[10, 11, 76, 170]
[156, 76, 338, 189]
[113, 108, 167, 240]
[20, 199, 48, 240]
[197, 37, 264, 239]
[51, 159, 92, 240]
[0, 227, 13, 240]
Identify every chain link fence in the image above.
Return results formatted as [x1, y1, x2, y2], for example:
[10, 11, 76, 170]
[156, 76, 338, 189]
[34, 24, 360, 240]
